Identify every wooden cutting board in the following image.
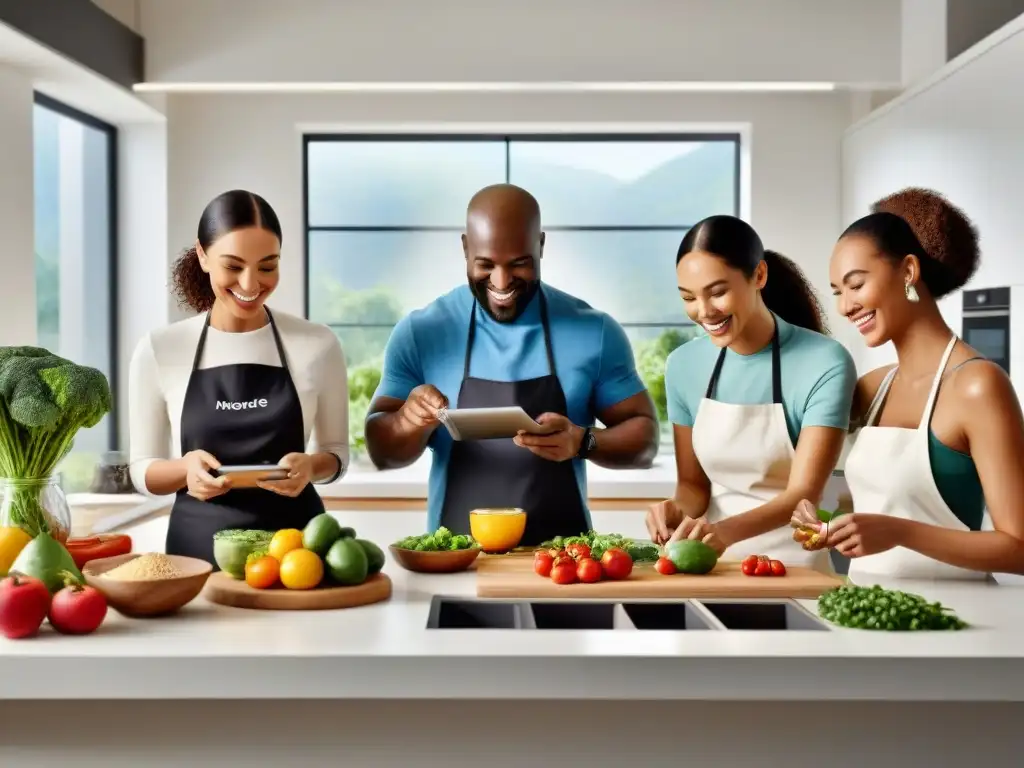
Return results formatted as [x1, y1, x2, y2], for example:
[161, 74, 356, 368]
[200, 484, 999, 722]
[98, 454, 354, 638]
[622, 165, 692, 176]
[475, 556, 842, 599]
[204, 572, 392, 610]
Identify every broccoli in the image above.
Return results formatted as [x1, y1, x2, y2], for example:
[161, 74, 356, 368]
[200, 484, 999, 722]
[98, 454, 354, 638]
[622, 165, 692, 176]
[0, 346, 113, 538]
[392, 526, 478, 551]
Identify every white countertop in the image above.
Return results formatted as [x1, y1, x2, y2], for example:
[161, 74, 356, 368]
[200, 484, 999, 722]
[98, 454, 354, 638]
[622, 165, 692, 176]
[3, 510, 1023, 702]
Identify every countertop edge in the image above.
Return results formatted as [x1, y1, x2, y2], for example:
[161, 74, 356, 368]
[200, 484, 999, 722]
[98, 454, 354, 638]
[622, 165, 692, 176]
[1, 655, 1021, 701]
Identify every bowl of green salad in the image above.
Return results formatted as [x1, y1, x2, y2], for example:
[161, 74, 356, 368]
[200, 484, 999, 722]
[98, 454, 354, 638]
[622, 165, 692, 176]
[389, 527, 482, 573]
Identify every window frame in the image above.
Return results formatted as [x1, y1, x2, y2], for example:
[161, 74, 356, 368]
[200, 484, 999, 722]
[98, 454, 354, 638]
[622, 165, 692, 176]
[33, 92, 120, 450]
[301, 131, 741, 338]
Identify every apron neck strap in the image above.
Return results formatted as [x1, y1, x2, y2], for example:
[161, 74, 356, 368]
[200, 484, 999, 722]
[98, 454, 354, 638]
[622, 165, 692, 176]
[863, 335, 959, 429]
[191, 307, 289, 372]
[917, 335, 959, 431]
[464, 287, 556, 380]
[864, 367, 898, 426]
[705, 314, 782, 404]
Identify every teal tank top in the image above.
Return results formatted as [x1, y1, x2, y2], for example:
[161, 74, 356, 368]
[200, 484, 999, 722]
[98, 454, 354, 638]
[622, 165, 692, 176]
[927, 357, 986, 531]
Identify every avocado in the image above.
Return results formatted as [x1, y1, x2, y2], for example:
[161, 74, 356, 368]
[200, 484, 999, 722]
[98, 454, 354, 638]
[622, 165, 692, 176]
[665, 539, 719, 575]
[302, 513, 343, 556]
[355, 538, 385, 574]
[338, 526, 357, 539]
[10, 533, 86, 594]
[325, 538, 369, 586]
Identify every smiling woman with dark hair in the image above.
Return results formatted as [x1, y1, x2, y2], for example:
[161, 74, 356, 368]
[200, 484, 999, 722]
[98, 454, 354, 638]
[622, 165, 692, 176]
[128, 189, 349, 567]
[646, 215, 856, 573]
[793, 187, 1024, 579]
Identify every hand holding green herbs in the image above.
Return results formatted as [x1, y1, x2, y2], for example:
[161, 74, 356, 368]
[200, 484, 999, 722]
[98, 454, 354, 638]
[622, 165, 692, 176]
[394, 527, 477, 551]
[540, 531, 660, 563]
[0, 347, 112, 537]
[817, 584, 968, 631]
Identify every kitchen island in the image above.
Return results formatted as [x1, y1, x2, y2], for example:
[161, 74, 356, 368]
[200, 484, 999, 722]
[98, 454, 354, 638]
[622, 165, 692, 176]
[2, 510, 1023, 766]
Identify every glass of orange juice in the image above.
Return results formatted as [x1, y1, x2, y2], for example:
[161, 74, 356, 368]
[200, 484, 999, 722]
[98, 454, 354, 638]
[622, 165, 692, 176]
[469, 508, 527, 553]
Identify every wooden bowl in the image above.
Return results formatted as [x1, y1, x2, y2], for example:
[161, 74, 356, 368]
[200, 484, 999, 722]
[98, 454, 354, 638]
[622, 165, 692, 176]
[82, 553, 213, 618]
[388, 545, 481, 574]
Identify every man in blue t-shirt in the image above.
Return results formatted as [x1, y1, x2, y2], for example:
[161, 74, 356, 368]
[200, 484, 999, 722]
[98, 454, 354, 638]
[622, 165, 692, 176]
[365, 183, 659, 543]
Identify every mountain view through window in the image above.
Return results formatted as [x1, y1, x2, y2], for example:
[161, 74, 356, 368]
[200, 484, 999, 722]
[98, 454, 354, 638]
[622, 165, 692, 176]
[304, 135, 740, 456]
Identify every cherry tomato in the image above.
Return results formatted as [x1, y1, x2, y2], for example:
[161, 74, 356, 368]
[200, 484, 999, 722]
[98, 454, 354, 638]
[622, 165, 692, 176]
[741, 560, 757, 576]
[533, 551, 554, 577]
[742, 554, 759, 569]
[548, 547, 566, 559]
[245, 555, 281, 589]
[550, 561, 577, 585]
[48, 581, 108, 635]
[770, 559, 787, 576]
[0, 573, 50, 639]
[600, 548, 633, 580]
[576, 557, 602, 583]
[565, 542, 591, 561]
[655, 557, 677, 575]
[754, 559, 772, 576]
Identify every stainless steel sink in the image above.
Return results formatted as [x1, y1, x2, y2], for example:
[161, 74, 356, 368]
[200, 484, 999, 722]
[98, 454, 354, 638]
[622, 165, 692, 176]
[425, 596, 832, 631]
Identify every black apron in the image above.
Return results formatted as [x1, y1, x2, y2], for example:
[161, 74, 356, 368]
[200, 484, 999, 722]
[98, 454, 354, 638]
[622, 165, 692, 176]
[705, 316, 783, 406]
[439, 290, 590, 546]
[166, 308, 326, 567]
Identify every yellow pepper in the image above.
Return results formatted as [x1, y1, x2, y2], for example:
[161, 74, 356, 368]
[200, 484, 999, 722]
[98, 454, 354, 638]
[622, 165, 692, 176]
[0, 526, 33, 577]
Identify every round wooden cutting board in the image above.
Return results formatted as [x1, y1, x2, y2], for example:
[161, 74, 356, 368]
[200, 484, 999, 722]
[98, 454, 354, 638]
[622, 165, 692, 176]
[203, 571, 393, 610]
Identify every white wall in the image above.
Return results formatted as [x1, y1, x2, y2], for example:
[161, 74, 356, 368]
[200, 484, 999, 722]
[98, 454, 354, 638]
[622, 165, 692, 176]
[0, 66, 37, 347]
[138, 0, 905, 87]
[163, 92, 852, 331]
[138, 0, 902, 87]
[841, 17, 1024, 373]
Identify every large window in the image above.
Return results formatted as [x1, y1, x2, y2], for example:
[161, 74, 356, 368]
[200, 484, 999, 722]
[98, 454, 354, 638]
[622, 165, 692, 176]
[33, 94, 118, 491]
[304, 134, 740, 457]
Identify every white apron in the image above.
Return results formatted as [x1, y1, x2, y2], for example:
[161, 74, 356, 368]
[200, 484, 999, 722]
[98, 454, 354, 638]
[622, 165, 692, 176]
[844, 335, 989, 581]
[691, 323, 832, 571]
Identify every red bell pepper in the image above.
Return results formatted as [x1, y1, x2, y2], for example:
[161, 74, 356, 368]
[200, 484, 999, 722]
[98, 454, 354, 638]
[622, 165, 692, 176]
[65, 534, 133, 569]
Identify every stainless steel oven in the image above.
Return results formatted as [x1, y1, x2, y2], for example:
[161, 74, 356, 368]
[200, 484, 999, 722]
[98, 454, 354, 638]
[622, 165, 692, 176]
[962, 287, 1010, 372]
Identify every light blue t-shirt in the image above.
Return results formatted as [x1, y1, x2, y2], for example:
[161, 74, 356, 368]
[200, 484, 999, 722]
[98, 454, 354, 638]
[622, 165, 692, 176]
[665, 314, 856, 443]
[374, 283, 648, 529]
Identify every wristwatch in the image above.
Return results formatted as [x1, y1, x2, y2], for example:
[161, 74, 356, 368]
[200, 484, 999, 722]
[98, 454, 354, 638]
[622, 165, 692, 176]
[576, 426, 597, 460]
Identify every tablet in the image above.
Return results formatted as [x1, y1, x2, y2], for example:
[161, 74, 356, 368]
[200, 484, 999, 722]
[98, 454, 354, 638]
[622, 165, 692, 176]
[212, 464, 289, 488]
[438, 406, 558, 441]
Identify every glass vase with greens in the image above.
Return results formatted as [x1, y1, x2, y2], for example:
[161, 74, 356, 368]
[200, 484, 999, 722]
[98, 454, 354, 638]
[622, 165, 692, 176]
[0, 347, 112, 543]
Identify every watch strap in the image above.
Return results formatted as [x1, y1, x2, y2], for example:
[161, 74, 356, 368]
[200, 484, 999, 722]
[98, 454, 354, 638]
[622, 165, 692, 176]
[576, 426, 594, 459]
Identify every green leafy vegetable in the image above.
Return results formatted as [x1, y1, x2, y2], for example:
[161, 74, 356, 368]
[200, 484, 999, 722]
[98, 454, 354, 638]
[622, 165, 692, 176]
[393, 526, 477, 552]
[817, 584, 968, 631]
[539, 530, 660, 563]
[0, 347, 112, 537]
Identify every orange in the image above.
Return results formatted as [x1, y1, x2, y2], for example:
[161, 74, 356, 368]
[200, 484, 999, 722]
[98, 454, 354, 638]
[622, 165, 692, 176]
[279, 548, 324, 590]
[268, 528, 304, 561]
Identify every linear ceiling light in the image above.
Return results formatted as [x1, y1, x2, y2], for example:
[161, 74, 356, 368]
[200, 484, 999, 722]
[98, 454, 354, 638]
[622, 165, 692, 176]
[132, 81, 837, 94]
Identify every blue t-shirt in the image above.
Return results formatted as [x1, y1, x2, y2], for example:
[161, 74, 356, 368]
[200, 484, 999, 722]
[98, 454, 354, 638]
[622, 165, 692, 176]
[374, 283, 648, 530]
[665, 314, 856, 442]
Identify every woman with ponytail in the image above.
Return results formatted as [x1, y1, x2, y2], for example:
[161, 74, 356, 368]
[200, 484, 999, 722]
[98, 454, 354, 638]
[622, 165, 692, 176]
[645, 214, 856, 572]
[127, 189, 350, 567]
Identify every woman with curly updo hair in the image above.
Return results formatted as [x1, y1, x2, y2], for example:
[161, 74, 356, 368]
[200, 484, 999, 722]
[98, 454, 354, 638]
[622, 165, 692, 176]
[793, 188, 1024, 579]
[128, 189, 350, 566]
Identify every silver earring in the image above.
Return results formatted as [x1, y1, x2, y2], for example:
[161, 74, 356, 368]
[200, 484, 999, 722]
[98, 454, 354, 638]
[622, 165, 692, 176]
[905, 282, 920, 303]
